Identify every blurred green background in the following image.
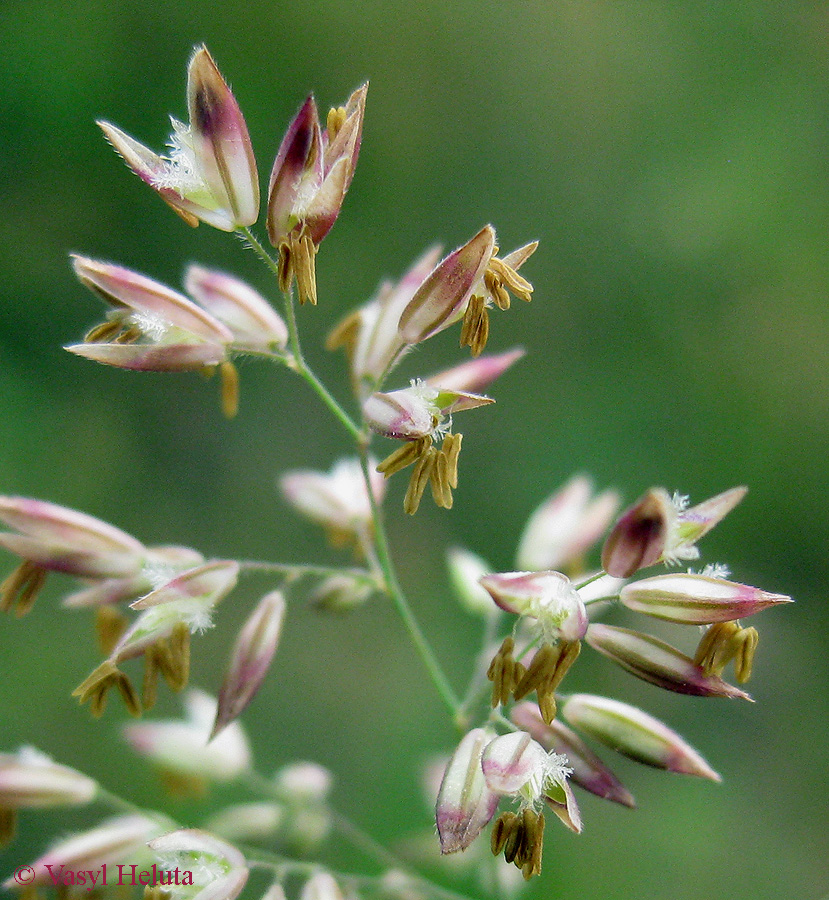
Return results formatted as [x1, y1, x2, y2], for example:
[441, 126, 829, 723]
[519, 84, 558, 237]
[1, 1, 827, 898]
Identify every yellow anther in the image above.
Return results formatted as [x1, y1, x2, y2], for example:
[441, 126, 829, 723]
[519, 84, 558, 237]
[277, 241, 293, 295]
[326, 308, 362, 355]
[113, 324, 142, 344]
[491, 810, 518, 856]
[695, 621, 759, 684]
[220, 360, 240, 419]
[404, 447, 437, 515]
[488, 256, 534, 303]
[522, 810, 545, 879]
[442, 432, 462, 488]
[95, 606, 128, 656]
[491, 808, 545, 878]
[73, 660, 140, 719]
[0, 807, 16, 849]
[0, 561, 47, 617]
[84, 319, 124, 343]
[429, 449, 454, 508]
[142, 648, 161, 712]
[735, 626, 759, 683]
[327, 105, 347, 139]
[513, 644, 559, 700]
[460, 295, 490, 357]
[502, 817, 523, 864]
[296, 233, 318, 306]
[167, 622, 191, 691]
[379, 433, 463, 515]
[115, 670, 142, 717]
[376, 437, 430, 478]
[484, 269, 511, 310]
[278, 231, 318, 304]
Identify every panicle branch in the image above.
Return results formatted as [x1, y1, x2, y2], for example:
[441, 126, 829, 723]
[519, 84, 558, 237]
[0, 42, 793, 899]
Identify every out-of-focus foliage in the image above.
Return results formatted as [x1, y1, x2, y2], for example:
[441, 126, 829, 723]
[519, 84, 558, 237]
[0, 2, 827, 898]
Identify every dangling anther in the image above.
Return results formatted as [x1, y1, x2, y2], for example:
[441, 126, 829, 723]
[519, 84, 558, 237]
[404, 447, 437, 515]
[442, 433, 462, 489]
[295, 233, 318, 306]
[220, 360, 240, 419]
[491, 810, 518, 856]
[513, 644, 560, 701]
[376, 437, 430, 478]
[95, 606, 128, 656]
[326, 308, 362, 355]
[734, 627, 759, 683]
[490, 808, 545, 878]
[277, 241, 293, 295]
[429, 447, 454, 509]
[0, 561, 47, 617]
[488, 256, 534, 303]
[166, 622, 191, 691]
[460, 295, 490, 357]
[695, 621, 759, 684]
[0, 807, 16, 848]
[521, 810, 545, 880]
[486, 636, 526, 707]
[73, 660, 140, 718]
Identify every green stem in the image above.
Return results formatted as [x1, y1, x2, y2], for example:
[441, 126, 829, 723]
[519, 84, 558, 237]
[239, 227, 361, 441]
[241, 226, 460, 717]
[94, 784, 178, 832]
[358, 450, 462, 718]
[458, 611, 501, 718]
[241, 773, 481, 900]
[238, 560, 376, 581]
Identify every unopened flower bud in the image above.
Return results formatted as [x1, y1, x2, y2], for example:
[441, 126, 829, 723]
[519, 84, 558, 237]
[213, 591, 286, 738]
[280, 457, 384, 545]
[510, 702, 635, 807]
[435, 728, 500, 854]
[0, 496, 145, 580]
[184, 265, 288, 351]
[299, 872, 344, 900]
[148, 829, 248, 900]
[2, 814, 162, 888]
[517, 475, 621, 574]
[601, 488, 672, 577]
[620, 573, 791, 624]
[204, 803, 283, 842]
[447, 547, 497, 617]
[585, 623, 751, 699]
[273, 762, 333, 803]
[124, 689, 252, 783]
[561, 693, 721, 780]
[307, 573, 375, 611]
[0, 747, 96, 808]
